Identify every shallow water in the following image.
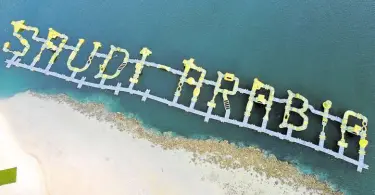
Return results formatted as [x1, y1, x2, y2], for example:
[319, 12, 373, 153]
[0, 0, 374, 194]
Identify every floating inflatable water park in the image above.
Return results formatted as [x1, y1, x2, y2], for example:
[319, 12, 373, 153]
[2, 20, 369, 172]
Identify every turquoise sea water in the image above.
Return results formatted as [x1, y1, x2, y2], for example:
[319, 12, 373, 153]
[1, 0, 374, 194]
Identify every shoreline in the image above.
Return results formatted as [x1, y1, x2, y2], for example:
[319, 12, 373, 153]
[0, 91, 342, 194]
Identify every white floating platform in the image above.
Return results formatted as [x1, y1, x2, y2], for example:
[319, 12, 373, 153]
[4, 48, 369, 172]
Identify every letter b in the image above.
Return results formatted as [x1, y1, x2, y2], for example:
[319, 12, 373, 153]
[279, 90, 309, 131]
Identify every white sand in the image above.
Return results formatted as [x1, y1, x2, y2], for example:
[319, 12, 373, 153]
[0, 92, 321, 195]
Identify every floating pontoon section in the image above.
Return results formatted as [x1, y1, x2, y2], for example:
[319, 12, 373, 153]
[2, 20, 369, 172]
[206, 72, 239, 122]
[67, 39, 102, 73]
[279, 90, 309, 131]
[244, 78, 275, 129]
[2, 20, 39, 56]
[94, 45, 130, 80]
[173, 58, 206, 110]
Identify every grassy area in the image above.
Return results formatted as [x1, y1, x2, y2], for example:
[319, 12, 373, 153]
[0, 167, 17, 186]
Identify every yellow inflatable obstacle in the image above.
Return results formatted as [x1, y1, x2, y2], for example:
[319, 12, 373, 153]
[279, 90, 309, 131]
[67, 39, 102, 72]
[319, 100, 332, 141]
[3, 20, 39, 56]
[338, 110, 369, 151]
[174, 58, 206, 102]
[94, 45, 129, 80]
[207, 72, 239, 111]
[157, 64, 171, 72]
[33, 28, 68, 65]
[244, 78, 275, 121]
[359, 137, 368, 155]
[129, 47, 152, 84]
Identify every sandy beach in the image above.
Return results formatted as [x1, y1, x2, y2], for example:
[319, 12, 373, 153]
[0, 91, 341, 195]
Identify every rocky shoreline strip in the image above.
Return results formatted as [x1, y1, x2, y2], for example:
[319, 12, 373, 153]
[30, 91, 342, 195]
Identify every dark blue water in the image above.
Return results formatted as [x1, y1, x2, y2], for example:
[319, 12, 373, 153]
[1, 1, 374, 194]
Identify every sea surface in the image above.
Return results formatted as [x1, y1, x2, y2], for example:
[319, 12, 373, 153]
[0, 0, 374, 194]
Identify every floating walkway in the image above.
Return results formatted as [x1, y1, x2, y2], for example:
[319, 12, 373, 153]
[2, 20, 369, 172]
